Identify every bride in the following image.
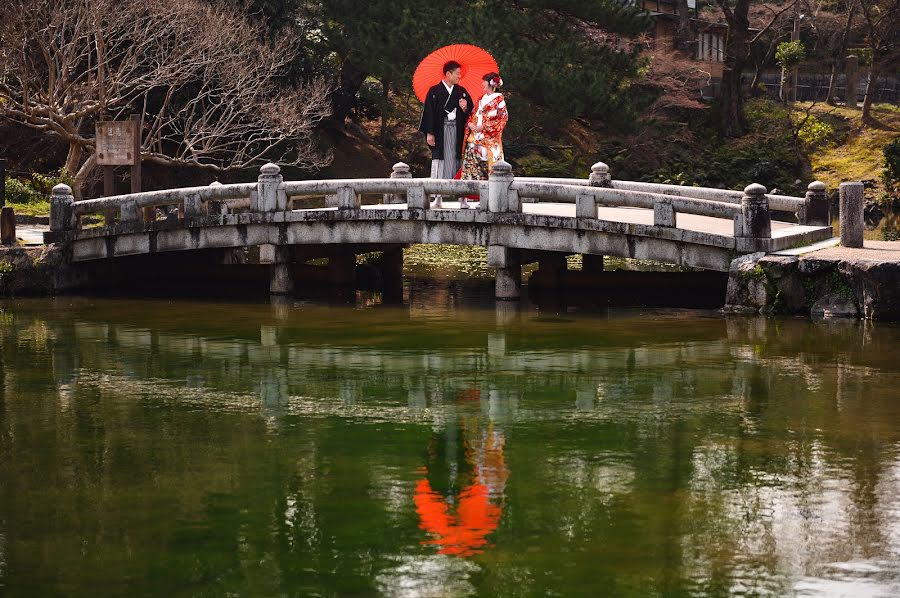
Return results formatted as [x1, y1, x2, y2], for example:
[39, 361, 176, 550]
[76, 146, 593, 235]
[459, 72, 508, 208]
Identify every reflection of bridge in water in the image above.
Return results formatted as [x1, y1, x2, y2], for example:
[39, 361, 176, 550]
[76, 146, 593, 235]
[44, 161, 834, 300]
[2, 301, 900, 594]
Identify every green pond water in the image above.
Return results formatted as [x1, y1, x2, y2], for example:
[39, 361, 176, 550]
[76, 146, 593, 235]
[1, 294, 899, 597]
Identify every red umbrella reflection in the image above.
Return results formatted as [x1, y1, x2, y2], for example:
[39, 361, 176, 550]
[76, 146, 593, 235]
[414, 417, 507, 557]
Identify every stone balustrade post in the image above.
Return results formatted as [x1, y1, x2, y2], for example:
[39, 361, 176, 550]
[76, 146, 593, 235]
[120, 199, 141, 223]
[406, 186, 427, 212]
[183, 192, 203, 219]
[254, 163, 286, 213]
[575, 193, 596, 218]
[336, 186, 360, 211]
[488, 160, 514, 213]
[839, 181, 864, 248]
[385, 162, 410, 204]
[49, 183, 76, 232]
[207, 181, 229, 216]
[589, 162, 611, 188]
[653, 198, 676, 227]
[803, 181, 829, 226]
[740, 183, 771, 240]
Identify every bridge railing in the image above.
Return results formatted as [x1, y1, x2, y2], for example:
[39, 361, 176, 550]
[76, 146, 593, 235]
[48, 160, 831, 249]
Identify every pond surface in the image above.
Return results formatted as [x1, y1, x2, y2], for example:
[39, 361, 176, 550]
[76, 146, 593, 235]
[1, 295, 899, 597]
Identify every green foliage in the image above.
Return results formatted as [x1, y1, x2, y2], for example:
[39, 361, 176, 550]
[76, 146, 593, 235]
[313, 0, 650, 125]
[4, 177, 43, 204]
[854, 48, 873, 67]
[3, 170, 73, 205]
[797, 117, 835, 149]
[883, 137, 900, 186]
[633, 100, 804, 193]
[0, 261, 14, 283]
[775, 41, 806, 69]
[514, 151, 578, 178]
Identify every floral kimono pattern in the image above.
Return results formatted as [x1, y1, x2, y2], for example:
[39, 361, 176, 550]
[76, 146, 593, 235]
[461, 93, 508, 181]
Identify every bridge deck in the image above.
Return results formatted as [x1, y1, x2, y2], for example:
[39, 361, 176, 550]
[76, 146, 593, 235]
[351, 202, 823, 239]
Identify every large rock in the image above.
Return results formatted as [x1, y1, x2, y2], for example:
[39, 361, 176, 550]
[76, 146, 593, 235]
[840, 260, 900, 320]
[810, 293, 859, 319]
[724, 252, 766, 313]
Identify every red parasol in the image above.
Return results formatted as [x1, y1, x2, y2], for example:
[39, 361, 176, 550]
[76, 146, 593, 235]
[413, 44, 499, 105]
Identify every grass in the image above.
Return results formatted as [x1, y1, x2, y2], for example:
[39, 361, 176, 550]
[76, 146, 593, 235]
[4, 200, 51, 217]
[802, 103, 900, 190]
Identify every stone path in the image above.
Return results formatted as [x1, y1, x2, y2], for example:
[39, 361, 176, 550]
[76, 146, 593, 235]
[16, 224, 48, 246]
[807, 240, 900, 262]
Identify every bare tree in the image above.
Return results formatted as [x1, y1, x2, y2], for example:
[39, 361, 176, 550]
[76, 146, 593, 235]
[859, 0, 900, 123]
[0, 0, 331, 196]
[713, 0, 800, 136]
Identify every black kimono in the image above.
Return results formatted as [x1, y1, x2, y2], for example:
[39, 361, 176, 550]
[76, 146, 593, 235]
[418, 82, 473, 161]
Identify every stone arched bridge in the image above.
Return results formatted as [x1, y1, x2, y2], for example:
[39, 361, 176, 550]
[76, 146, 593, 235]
[44, 161, 833, 298]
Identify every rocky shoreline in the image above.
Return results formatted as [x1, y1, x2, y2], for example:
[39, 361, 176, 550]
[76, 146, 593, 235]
[725, 245, 900, 320]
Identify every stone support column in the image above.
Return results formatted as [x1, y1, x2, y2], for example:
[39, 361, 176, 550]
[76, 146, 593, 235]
[582, 254, 605, 274]
[329, 252, 356, 286]
[535, 252, 567, 289]
[488, 244, 521, 300]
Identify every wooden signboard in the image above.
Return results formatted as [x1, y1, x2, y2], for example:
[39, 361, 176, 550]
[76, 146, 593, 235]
[96, 120, 138, 166]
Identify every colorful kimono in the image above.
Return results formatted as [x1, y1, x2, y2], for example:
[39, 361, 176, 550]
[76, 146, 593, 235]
[461, 93, 508, 181]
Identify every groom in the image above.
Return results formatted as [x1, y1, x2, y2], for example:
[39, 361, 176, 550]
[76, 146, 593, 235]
[418, 61, 472, 208]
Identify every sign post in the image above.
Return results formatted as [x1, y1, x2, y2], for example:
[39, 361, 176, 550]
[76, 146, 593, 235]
[96, 117, 144, 222]
[0, 158, 6, 209]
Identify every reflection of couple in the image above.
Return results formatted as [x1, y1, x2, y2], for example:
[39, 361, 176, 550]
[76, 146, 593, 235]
[413, 392, 508, 558]
[418, 61, 509, 209]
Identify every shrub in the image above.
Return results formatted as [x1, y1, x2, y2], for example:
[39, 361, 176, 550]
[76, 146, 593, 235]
[883, 137, 900, 186]
[775, 41, 806, 70]
[797, 116, 835, 149]
[4, 177, 43, 204]
[3, 170, 73, 205]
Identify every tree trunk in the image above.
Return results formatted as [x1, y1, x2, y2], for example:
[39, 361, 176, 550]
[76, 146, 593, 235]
[718, 0, 751, 137]
[64, 143, 82, 177]
[674, 0, 693, 53]
[379, 79, 390, 147]
[862, 65, 880, 123]
[827, 1, 856, 105]
[825, 60, 839, 105]
[331, 57, 367, 125]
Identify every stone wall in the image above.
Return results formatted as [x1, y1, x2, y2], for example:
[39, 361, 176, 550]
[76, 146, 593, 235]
[0, 245, 89, 296]
[725, 253, 900, 320]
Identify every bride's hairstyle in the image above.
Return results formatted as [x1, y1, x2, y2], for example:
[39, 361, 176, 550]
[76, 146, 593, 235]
[483, 72, 503, 91]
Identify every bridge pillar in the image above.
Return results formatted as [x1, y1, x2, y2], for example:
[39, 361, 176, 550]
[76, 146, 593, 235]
[488, 245, 521, 300]
[532, 252, 567, 289]
[261, 244, 294, 295]
[49, 184, 76, 233]
[253, 163, 287, 212]
[589, 162, 611, 188]
[802, 181, 829, 226]
[582, 254, 605, 274]
[329, 251, 356, 286]
[385, 162, 410, 204]
[738, 184, 771, 244]
[488, 160, 515, 213]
